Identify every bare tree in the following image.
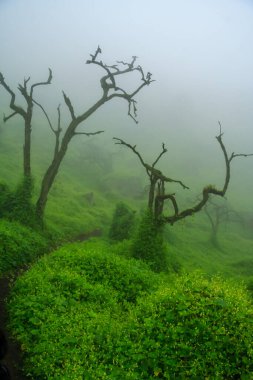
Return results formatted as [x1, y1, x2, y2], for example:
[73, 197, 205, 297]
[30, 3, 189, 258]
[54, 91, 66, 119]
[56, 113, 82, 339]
[114, 123, 253, 226]
[0, 70, 52, 179]
[35, 47, 153, 219]
[204, 197, 245, 247]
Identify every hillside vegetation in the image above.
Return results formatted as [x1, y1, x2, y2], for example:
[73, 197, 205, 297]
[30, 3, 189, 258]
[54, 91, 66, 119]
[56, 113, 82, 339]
[1, 117, 253, 379]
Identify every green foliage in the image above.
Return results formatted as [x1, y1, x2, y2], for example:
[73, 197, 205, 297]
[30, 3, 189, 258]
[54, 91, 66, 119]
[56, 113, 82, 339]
[108, 202, 135, 241]
[0, 176, 39, 227]
[0, 219, 49, 274]
[132, 210, 168, 272]
[8, 241, 161, 379]
[119, 273, 253, 379]
[8, 258, 253, 379]
[0, 182, 16, 217]
[12, 177, 38, 226]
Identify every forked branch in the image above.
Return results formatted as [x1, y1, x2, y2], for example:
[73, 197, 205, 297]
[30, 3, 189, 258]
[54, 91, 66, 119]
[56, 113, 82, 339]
[162, 127, 253, 225]
[86, 46, 154, 123]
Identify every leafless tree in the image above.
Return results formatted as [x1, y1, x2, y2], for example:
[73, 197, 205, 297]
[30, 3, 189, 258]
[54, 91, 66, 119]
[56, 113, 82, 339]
[35, 47, 153, 219]
[0, 70, 52, 179]
[1, 47, 153, 221]
[114, 123, 253, 226]
[204, 197, 245, 247]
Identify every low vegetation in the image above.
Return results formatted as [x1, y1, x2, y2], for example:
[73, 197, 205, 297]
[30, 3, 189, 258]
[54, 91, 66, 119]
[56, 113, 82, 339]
[0, 219, 48, 274]
[8, 242, 253, 379]
[0, 49, 253, 379]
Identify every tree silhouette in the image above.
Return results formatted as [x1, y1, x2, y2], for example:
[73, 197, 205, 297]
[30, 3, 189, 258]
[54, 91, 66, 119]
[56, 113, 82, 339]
[0, 47, 153, 222]
[204, 198, 245, 248]
[114, 123, 253, 226]
[0, 70, 52, 179]
[35, 47, 153, 219]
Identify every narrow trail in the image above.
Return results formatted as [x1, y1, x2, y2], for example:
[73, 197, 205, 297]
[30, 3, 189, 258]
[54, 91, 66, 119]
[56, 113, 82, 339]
[0, 273, 28, 379]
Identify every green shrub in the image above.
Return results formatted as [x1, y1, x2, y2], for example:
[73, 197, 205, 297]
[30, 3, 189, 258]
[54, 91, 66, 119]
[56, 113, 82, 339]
[132, 210, 167, 272]
[108, 202, 135, 241]
[8, 241, 161, 379]
[0, 177, 38, 227]
[8, 265, 253, 379]
[0, 182, 16, 217]
[113, 272, 253, 379]
[12, 176, 36, 226]
[0, 219, 49, 273]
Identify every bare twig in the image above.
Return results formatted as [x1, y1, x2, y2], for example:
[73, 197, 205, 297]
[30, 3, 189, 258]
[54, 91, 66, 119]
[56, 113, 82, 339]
[86, 47, 154, 123]
[62, 91, 76, 120]
[74, 130, 104, 136]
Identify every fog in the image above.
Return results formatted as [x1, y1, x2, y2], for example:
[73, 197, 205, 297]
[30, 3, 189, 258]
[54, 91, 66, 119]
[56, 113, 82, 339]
[1, 0, 253, 210]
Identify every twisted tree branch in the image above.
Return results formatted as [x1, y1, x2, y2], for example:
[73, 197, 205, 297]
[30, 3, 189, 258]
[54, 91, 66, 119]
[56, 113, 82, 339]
[86, 47, 154, 123]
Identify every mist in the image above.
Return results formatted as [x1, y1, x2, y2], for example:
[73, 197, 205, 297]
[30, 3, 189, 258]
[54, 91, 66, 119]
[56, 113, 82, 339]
[1, 0, 253, 211]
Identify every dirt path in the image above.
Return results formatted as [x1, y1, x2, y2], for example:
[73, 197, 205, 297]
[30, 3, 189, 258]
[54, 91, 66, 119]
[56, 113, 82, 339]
[0, 273, 28, 379]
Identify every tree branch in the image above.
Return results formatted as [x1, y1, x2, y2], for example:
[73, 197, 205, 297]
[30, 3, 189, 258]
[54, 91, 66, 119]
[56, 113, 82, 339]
[33, 98, 55, 133]
[73, 130, 104, 136]
[86, 47, 154, 122]
[0, 72, 26, 118]
[30, 68, 52, 95]
[62, 91, 76, 120]
[161, 126, 253, 225]
[3, 111, 18, 122]
[113, 137, 147, 169]
[152, 143, 167, 167]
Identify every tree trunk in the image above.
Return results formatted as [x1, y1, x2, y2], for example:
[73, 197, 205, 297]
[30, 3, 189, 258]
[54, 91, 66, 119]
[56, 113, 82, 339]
[23, 114, 32, 178]
[35, 127, 73, 220]
[35, 98, 106, 220]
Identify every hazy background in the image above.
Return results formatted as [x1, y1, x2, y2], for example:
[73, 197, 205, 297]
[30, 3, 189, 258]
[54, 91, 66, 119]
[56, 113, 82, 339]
[0, 0, 253, 211]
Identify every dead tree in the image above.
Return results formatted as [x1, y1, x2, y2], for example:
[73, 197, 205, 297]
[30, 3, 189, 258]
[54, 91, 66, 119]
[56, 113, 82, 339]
[204, 198, 245, 247]
[114, 123, 253, 226]
[35, 47, 153, 219]
[0, 70, 52, 179]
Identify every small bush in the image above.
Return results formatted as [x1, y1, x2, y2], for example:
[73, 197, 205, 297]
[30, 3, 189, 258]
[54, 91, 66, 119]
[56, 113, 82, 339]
[0, 219, 48, 273]
[108, 202, 135, 241]
[0, 182, 16, 217]
[0, 177, 38, 227]
[132, 210, 167, 272]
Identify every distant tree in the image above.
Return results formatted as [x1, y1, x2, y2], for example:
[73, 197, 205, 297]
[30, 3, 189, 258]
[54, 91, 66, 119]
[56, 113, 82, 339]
[204, 197, 244, 248]
[0, 69, 52, 222]
[0, 69, 52, 180]
[0, 47, 153, 222]
[114, 125, 253, 269]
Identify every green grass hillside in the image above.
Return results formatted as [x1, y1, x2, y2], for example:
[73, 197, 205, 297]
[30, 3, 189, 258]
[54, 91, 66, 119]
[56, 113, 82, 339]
[1, 116, 253, 379]
[0, 117, 253, 278]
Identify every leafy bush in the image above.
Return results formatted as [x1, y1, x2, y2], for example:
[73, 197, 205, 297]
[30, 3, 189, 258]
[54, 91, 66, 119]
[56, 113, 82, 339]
[8, 264, 253, 379]
[0, 177, 38, 227]
[0, 219, 49, 273]
[8, 241, 160, 378]
[12, 176, 36, 225]
[108, 202, 135, 241]
[113, 272, 253, 379]
[0, 182, 16, 217]
[132, 210, 168, 272]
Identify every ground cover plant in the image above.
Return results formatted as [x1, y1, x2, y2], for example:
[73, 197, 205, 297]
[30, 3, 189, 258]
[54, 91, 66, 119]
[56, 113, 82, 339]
[8, 241, 162, 379]
[8, 243, 253, 379]
[0, 219, 48, 274]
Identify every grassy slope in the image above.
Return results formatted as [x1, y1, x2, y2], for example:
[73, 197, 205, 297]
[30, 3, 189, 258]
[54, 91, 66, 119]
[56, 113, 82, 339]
[0, 118, 253, 280]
